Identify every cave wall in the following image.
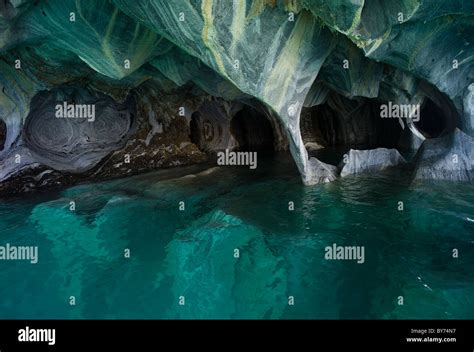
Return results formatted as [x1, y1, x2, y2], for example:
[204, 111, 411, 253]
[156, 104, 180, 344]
[23, 87, 134, 173]
[0, 0, 472, 193]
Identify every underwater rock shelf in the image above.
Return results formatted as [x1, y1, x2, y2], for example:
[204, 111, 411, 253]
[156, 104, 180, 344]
[0, 0, 473, 194]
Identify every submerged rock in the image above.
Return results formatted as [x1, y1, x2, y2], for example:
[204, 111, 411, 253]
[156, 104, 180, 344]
[164, 209, 287, 319]
[341, 148, 406, 177]
[414, 129, 474, 182]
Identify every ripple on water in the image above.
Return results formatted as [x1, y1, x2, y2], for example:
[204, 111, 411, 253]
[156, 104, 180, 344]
[0, 155, 473, 318]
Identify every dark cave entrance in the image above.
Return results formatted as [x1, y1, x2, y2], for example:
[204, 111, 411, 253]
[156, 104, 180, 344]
[189, 111, 203, 150]
[0, 119, 6, 151]
[300, 94, 403, 151]
[299, 92, 407, 164]
[415, 99, 447, 138]
[231, 106, 275, 152]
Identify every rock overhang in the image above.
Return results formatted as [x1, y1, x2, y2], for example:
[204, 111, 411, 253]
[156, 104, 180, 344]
[0, 0, 472, 191]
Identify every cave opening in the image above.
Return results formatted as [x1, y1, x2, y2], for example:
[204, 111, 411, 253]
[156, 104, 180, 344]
[415, 99, 447, 138]
[231, 106, 275, 152]
[300, 93, 403, 158]
[189, 111, 203, 150]
[0, 119, 6, 151]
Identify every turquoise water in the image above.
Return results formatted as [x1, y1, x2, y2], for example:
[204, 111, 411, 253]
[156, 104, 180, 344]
[0, 154, 473, 319]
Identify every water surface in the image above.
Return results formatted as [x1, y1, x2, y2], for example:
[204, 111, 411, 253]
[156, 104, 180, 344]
[0, 154, 473, 319]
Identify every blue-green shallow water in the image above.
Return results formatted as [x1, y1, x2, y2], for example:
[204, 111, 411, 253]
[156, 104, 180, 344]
[0, 154, 473, 319]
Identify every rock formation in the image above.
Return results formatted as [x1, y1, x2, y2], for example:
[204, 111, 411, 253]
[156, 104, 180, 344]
[341, 148, 407, 177]
[414, 129, 474, 182]
[0, 0, 472, 194]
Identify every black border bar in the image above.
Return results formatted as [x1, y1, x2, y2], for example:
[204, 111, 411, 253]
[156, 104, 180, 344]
[0, 320, 473, 351]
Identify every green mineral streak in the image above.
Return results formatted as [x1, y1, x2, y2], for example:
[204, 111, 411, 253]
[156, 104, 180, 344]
[1, 0, 470, 119]
[0, 0, 473, 182]
[16, 0, 165, 79]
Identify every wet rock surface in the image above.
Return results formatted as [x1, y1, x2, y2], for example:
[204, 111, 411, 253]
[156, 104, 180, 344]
[341, 148, 407, 177]
[414, 129, 474, 182]
[305, 157, 339, 184]
[0, 0, 472, 192]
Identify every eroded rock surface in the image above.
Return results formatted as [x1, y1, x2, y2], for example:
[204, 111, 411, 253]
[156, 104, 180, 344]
[341, 148, 407, 177]
[306, 157, 339, 183]
[23, 87, 134, 172]
[414, 129, 474, 182]
[0, 0, 472, 193]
